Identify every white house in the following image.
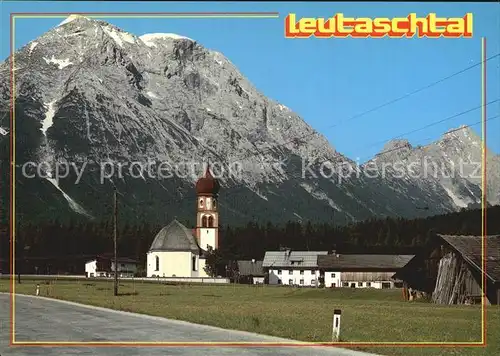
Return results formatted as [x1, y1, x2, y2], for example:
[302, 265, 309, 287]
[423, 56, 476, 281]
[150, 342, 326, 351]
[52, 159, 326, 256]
[146, 165, 220, 278]
[262, 250, 328, 286]
[85, 256, 138, 278]
[317, 254, 414, 289]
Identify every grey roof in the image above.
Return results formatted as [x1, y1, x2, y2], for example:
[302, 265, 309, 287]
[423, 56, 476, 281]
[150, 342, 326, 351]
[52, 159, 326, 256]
[438, 234, 500, 283]
[262, 251, 328, 268]
[318, 254, 414, 270]
[237, 260, 264, 276]
[149, 220, 200, 253]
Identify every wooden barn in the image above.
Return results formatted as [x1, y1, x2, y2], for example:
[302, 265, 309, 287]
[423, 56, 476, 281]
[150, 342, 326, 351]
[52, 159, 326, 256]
[394, 234, 500, 305]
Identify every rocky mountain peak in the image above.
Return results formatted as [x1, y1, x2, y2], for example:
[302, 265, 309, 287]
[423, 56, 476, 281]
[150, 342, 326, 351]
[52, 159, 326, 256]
[436, 125, 483, 159]
[381, 139, 413, 153]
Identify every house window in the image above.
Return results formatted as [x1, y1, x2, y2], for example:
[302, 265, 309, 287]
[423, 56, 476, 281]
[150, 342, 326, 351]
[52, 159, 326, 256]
[278, 270, 282, 275]
[208, 216, 214, 227]
[366, 282, 371, 287]
[288, 270, 293, 274]
[310, 270, 315, 275]
[342, 282, 349, 287]
[192, 256, 197, 271]
[278, 279, 282, 284]
[288, 279, 293, 285]
[300, 270, 304, 275]
[358, 282, 363, 287]
[155, 256, 159, 271]
[300, 279, 304, 285]
[331, 273, 335, 278]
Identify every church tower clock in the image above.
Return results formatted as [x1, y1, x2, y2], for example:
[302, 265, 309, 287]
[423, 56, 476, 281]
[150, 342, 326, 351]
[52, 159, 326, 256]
[195, 164, 220, 251]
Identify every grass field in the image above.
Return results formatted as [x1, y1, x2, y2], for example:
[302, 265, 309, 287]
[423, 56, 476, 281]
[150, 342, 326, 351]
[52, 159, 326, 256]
[1, 278, 499, 356]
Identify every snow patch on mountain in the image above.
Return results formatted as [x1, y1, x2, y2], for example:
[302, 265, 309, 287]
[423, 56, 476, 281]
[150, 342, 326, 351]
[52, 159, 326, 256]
[293, 212, 303, 220]
[29, 42, 38, 54]
[46, 178, 94, 219]
[252, 188, 268, 201]
[43, 56, 73, 69]
[442, 186, 468, 208]
[139, 33, 193, 47]
[300, 182, 341, 211]
[146, 91, 159, 99]
[58, 14, 86, 27]
[41, 100, 57, 136]
[103, 26, 136, 47]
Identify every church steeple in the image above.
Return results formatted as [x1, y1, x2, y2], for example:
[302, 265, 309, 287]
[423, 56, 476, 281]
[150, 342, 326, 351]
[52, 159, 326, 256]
[195, 161, 220, 197]
[195, 161, 219, 250]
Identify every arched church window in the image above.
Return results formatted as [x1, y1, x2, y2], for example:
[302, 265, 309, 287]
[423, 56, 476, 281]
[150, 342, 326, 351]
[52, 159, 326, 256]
[213, 200, 217, 208]
[202, 216, 208, 227]
[155, 256, 159, 271]
[199, 199, 204, 208]
[208, 216, 214, 227]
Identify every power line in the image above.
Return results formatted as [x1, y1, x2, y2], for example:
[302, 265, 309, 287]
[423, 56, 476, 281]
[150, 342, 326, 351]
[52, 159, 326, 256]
[233, 53, 500, 164]
[365, 99, 499, 156]
[372, 115, 499, 159]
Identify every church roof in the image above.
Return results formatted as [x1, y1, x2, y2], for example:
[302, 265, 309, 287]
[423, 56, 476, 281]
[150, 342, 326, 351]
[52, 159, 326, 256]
[149, 220, 201, 253]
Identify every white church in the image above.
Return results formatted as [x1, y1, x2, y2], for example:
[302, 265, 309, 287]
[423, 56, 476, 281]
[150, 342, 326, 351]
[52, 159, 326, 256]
[146, 165, 220, 278]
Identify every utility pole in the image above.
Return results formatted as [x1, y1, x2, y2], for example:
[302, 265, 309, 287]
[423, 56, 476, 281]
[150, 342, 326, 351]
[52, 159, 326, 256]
[113, 188, 118, 296]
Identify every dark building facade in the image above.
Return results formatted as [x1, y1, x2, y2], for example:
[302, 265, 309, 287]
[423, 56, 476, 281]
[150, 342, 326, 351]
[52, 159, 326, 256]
[394, 234, 500, 305]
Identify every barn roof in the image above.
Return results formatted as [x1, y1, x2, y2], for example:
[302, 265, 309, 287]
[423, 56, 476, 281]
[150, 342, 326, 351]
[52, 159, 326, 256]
[438, 234, 500, 283]
[318, 254, 414, 270]
[262, 251, 328, 268]
[149, 220, 200, 253]
[237, 260, 265, 276]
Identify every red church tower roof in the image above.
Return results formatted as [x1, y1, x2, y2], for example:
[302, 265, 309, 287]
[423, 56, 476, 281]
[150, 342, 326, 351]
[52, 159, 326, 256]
[196, 164, 220, 195]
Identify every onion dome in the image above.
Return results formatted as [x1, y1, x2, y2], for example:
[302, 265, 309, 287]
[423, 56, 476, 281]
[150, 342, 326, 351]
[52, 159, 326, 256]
[195, 165, 220, 195]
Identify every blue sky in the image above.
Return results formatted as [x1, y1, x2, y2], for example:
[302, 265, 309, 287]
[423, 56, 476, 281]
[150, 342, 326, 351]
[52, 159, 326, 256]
[2, 1, 499, 160]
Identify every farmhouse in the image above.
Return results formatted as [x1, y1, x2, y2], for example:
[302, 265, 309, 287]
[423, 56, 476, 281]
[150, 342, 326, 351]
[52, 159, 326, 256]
[318, 253, 414, 289]
[85, 256, 137, 278]
[263, 250, 328, 286]
[394, 234, 500, 305]
[146, 165, 220, 278]
[236, 259, 265, 284]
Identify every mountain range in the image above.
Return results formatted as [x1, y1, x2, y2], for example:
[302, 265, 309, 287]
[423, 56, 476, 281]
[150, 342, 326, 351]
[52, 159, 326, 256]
[1, 15, 498, 227]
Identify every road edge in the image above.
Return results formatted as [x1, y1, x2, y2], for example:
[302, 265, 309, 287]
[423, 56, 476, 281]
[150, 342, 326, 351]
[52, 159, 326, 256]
[1, 292, 379, 355]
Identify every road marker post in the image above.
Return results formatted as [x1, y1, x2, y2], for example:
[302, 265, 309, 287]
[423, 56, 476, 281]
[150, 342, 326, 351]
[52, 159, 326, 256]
[332, 309, 342, 341]
[35, 284, 40, 296]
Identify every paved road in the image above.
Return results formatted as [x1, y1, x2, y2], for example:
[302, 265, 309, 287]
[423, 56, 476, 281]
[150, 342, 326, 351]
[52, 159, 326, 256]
[0, 294, 378, 356]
